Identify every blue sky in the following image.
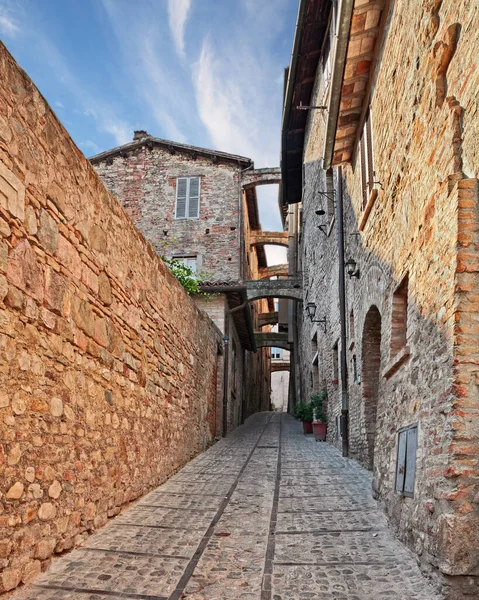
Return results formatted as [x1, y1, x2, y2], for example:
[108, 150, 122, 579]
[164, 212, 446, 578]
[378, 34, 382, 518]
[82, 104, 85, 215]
[0, 0, 297, 256]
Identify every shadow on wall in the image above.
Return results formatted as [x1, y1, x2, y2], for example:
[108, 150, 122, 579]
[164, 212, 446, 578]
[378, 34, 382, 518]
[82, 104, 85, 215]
[301, 162, 479, 588]
[352, 182, 478, 586]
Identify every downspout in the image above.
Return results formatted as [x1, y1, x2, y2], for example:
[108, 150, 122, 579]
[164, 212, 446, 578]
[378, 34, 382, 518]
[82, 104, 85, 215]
[222, 311, 230, 437]
[323, 0, 355, 170]
[336, 166, 349, 457]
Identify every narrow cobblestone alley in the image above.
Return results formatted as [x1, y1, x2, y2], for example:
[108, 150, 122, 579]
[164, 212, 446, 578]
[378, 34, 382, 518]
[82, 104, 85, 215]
[13, 414, 441, 600]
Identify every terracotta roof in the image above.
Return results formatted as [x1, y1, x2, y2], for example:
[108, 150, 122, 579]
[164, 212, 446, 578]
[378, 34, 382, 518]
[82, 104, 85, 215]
[330, 0, 389, 165]
[281, 0, 331, 207]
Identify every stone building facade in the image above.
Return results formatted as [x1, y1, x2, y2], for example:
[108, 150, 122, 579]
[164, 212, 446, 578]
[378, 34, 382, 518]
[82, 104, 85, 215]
[282, 0, 479, 597]
[91, 136, 273, 433]
[0, 42, 231, 594]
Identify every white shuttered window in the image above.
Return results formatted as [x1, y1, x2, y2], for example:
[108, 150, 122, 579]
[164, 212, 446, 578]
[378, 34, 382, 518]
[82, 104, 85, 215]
[175, 177, 201, 219]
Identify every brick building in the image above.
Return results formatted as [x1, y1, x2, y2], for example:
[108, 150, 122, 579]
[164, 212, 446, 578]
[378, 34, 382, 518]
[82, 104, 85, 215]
[91, 133, 275, 433]
[282, 0, 479, 596]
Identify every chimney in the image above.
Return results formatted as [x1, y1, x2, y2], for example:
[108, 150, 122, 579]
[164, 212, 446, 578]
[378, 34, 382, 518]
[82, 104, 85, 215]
[133, 130, 149, 141]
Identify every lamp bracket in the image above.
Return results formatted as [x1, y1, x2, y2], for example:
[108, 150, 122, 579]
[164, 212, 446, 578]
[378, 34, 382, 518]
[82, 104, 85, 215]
[297, 101, 328, 111]
[311, 316, 327, 332]
[317, 191, 335, 203]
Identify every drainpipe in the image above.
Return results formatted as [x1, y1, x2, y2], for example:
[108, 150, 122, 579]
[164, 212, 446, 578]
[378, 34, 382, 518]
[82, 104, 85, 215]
[222, 313, 230, 437]
[337, 166, 349, 457]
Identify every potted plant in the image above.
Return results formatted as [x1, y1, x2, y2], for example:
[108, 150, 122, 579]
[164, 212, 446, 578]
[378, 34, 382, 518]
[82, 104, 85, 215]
[294, 402, 314, 434]
[311, 392, 328, 441]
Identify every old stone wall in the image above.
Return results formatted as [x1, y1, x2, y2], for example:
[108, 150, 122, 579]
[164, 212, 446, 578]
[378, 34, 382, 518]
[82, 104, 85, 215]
[93, 145, 242, 283]
[300, 0, 479, 596]
[0, 42, 223, 594]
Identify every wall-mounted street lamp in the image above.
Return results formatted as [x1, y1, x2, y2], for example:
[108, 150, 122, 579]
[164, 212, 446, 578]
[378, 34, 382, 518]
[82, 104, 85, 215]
[345, 258, 360, 279]
[305, 302, 327, 332]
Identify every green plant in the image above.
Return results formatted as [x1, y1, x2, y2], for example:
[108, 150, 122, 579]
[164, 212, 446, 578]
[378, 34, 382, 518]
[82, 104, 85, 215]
[311, 392, 327, 422]
[294, 402, 314, 422]
[161, 257, 202, 295]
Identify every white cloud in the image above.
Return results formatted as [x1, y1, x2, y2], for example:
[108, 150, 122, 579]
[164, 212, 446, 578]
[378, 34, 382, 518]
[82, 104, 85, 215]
[167, 0, 192, 59]
[0, 11, 19, 36]
[99, 0, 191, 142]
[54, 101, 64, 109]
[193, 39, 258, 159]
[79, 139, 101, 155]
[192, 35, 284, 230]
[265, 246, 288, 267]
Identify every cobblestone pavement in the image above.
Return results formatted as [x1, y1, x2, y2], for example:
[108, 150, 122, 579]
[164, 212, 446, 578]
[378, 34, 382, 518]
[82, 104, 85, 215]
[14, 413, 442, 600]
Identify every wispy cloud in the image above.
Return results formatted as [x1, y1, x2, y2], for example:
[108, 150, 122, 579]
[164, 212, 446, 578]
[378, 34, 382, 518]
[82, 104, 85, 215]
[54, 100, 64, 109]
[193, 39, 258, 159]
[39, 39, 132, 145]
[79, 139, 101, 154]
[0, 8, 20, 37]
[99, 0, 194, 142]
[167, 0, 192, 59]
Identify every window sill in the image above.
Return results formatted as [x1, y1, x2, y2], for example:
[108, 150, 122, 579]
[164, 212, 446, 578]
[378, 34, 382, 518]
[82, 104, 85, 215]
[358, 187, 378, 232]
[383, 345, 411, 379]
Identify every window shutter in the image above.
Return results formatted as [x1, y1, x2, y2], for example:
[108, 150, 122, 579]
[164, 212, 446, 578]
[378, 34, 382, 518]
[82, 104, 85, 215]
[186, 257, 197, 273]
[395, 430, 407, 493]
[404, 426, 418, 496]
[175, 178, 187, 219]
[188, 177, 200, 218]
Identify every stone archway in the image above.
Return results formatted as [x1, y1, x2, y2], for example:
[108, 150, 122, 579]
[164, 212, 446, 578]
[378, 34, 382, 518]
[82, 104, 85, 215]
[362, 306, 382, 470]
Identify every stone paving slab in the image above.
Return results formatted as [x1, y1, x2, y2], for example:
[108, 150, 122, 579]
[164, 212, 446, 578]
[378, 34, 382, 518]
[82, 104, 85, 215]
[83, 524, 200, 559]
[276, 508, 388, 533]
[274, 530, 413, 564]
[272, 564, 438, 600]
[29, 548, 185, 598]
[12, 413, 442, 600]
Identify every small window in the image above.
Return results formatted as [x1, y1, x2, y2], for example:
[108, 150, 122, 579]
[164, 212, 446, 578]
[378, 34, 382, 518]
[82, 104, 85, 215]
[174, 255, 197, 273]
[175, 177, 200, 219]
[325, 168, 335, 224]
[352, 354, 358, 383]
[349, 309, 355, 342]
[271, 348, 281, 359]
[332, 341, 339, 383]
[390, 275, 408, 357]
[359, 110, 374, 209]
[395, 424, 418, 497]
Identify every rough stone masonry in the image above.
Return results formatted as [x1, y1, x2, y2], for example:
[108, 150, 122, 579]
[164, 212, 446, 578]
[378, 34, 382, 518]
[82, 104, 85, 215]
[0, 41, 224, 594]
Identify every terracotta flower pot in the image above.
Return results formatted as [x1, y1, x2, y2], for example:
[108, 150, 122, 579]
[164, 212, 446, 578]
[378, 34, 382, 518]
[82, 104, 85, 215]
[302, 420, 313, 434]
[313, 421, 327, 441]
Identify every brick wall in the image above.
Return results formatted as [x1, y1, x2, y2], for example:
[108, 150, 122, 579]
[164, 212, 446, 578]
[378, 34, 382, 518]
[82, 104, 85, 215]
[298, 0, 479, 595]
[0, 42, 223, 594]
[93, 145, 243, 283]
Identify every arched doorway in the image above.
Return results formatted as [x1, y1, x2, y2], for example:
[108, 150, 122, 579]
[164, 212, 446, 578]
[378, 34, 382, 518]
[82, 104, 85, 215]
[362, 306, 382, 470]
